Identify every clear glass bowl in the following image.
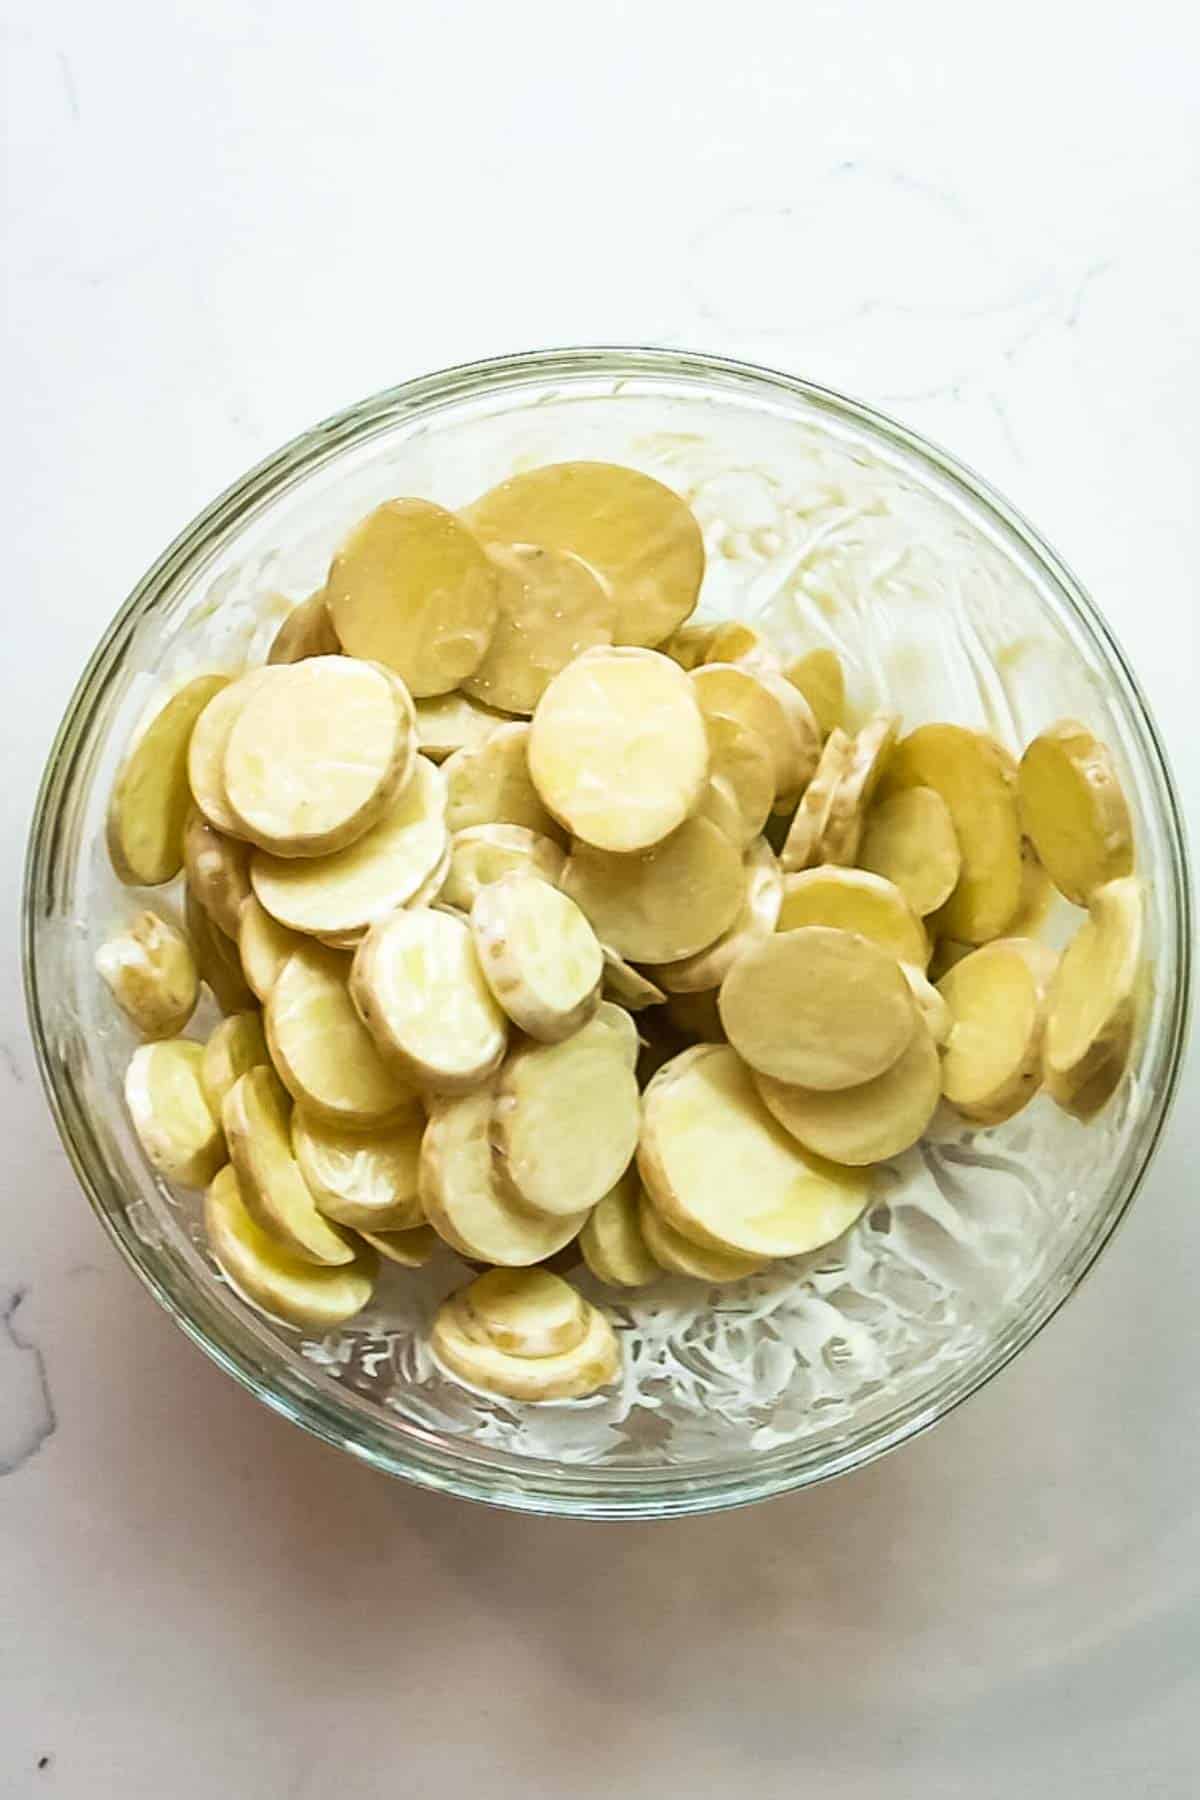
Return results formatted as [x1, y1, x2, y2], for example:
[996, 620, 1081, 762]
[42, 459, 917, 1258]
[24, 348, 1192, 1518]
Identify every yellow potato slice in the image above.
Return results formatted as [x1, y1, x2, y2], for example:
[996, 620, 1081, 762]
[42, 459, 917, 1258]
[182, 808, 251, 940]
[900, 964, 952, 1046]
[938, 937, 1060, 1124]
[405, 840, 452, 910]
[464, 1266, 589, 1357]
[200, 1010, 269, 1120]
[779, 727, 854, 871]
[776, 866, 929, 968]
[432, 1277, 620, 1402]
[326, 498, 499, 697]
[691, 662, 820, 803]
[1043, 877, 1143, 1117]
[223, 1065, 356, 1265]
[419, 1088, 587, 1264]
[755, 1025, 941, 1165]
[699, 712, 775, 849]
[125, 1038, 228, 1188]
[224, 656, 414, 857]
[702, 621, 778, 672]
[589, 998, 642, 1071]
[266, 591, 340, 664]
[1008, 838, 1055, 938]
[601, 947, 666, 1012]
[666, 988, 726, 1043]
[638, 1045, 870, 1258]
[818, 713, 899, 865]
[882, 724, 1022, 943]
[206, 1164, 375, 1330]
[492, 1013, 641, 1217]
[97, 910, 198, 1040]
[251, 755, 446, 939]
[442, 824, 565, 915]
[267, 943, 416, 1127]
[720, 926, 916, 1088]
[107, 674, 230, 884]
[471, 872, 603, 1042]
[185, 889, 255, 1014]
[413, 690, 509, 762]
[357, 1224, 437, 1267]
[1018, 719, 1134, 905]
[638, 1195, 767, 1282]
[350, 908, 507, 1094]
[187, 668, 276, 837]
[238, 896, 307, 1001]
[927, 936, 974, 982]
[560, 817, 744, 964]
[461, 542, 616, 714]
[784, 648, 846, 737]
[580, 1170, 661, 1288]
[857, 785, 961, 918]
[661, 622, 718, 671]
[443, 720, 561, 839]
[463, 461, 703, 648]
[656, 839, 782, 994]
[291, 1108, 424, 1229]
[528, 648, 708, 853]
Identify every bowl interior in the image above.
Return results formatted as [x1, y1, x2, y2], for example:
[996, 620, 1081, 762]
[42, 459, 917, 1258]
[26, 350, 1190, 1516]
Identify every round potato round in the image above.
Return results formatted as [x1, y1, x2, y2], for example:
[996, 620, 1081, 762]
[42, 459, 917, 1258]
[419, 1088, 587, 1265]
[471, 872, 602, 1042]
[755, 1025, 941, 1165]
[108, 674, 230, 884]
[939, 937, 1059, 1125]
[291, 1108, 425, 1230]
[1043, 877, 1142, 1117]
[1018, 719, 1134, 906]
[266, 943, 416, 1128]
[351, 908, 507, 1094]
[462, 542, 616, 714]
[125, 1038, 227, 1189]
[205, 1164, 375, 1331]
[776, 866, 928, 968]
[97, 910, 198, 1041]
[857, 785, 961, 917]
[561, 816, 744, 964]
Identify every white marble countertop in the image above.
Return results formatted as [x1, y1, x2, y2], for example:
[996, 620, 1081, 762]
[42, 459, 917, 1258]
[3, 2, 1198, 1793]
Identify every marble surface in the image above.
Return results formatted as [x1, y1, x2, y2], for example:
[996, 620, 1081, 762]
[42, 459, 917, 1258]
[3, 1, 1198, 1793]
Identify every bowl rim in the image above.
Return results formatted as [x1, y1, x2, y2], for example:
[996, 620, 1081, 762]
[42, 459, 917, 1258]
[23, 344, 1195, 1518]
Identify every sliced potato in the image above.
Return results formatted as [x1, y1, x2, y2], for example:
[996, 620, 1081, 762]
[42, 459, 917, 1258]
[291, 1108, 424, 1229]
[779, 727, 853, 871]
[471, 872, 603, 1042]
[251, 756, 446, 939]
[656, 839, 782, 994]
[464, 1266, 589, 1357]
[187, 668, 276, 837]
[665, 988, 726, 1044]
[462, 542, 616, 714]
[182, 807, 251, 940]
[601, 947, 666, 1013]
[927, 936, 974, 983]
[463, 460, 703, 648]
[326, 498, 499, 697]
[691, 662, 820, 803]
[882, 724, 1022, 943]
[662, 622, 718, 671]
[900, 963, 952, 1046]
[443, 720, 560, 839]
[442, 823, 565, 915]
[776, 866, 928, 968]
[238, 896, 308, 1002]
[938, 937, 1060, 1124]
[419, 1088, 587, 1264]
[638, 1195, 767, 1282]
[107, 674, 230, 884]
[818, 713, 899, 865]
[528, 648, 708, 853]
[97, 910, 198, 1039]
[755, 1025, 940, 1164]
[186, 889, 255, 1014]
[1018, 719, 1134, 905]
[414, 690, 509, 762]
[267, 944, 416, 1127]
[351, 908, 507, 1094]
[357, 1224, 437, 1267]
[784, 648, 845, 737]
[1008, 838, 1055, 937]
[702, 621, 778, 673]
[405, 840, 451, 910]
[224, 656, 414, 857]
[720, 926, 916, 1089]
[200, 1011, 269, 1120]
[580, 1169, 661, 1287]
[432, 1274, 620, 1401]
[699, 712, 775, 849]
[589, 999, 641, 1072]
[1043, 877, 1143, 1117]
[639, 1045, 870, 1257]
[205, 1164, 375, 1329]
[857, 785, 961, 918]
[222, 1065, 356, 1265]
[561, 817, 744, 964]
[125, 1038, 227, 1188]
[266, 591, 340, 664]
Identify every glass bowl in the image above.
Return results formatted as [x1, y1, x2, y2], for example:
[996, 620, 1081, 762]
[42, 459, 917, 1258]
[24, 348, 1192, 1518]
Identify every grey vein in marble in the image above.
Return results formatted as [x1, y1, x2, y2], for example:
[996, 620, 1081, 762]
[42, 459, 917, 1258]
[0, 1287, 56, 1475]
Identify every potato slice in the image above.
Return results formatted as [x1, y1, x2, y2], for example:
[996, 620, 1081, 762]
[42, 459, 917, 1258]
[601, 947, 665, 1013]
[442, 824, 565, 915]
[692, 662, 820, 803]
[291, 1108, 424, 1229]
[665, 988, 726, 1044]
[107, 674, 230, 884]
[755, 1025, 940, 1165]
[200, 1011, 269, 1119]
[206, 1165, 375, 1330]
[419, 1088, 587, 1264]
[938, 937, 1060, 1124]
[357, 1224, 437, 1267]
[266, 591, 340, 664]
[656, 839, 782, 994]
[444, 720, 560, 838]
[639, 1045, 869, 1257]
[528, 648, 708, 852]
[882, 724, 1022, 943]
[432, 1276, 620, 1402]
[900, 964, 952, 1046]
[461, 542, 616, 714]
[720, 926, 916, 1088]
[405, 841, 452, 910]
[463, 460, 703, 648]
[1018, 719, 1134, 905]
[187, 668, 276, 837]
[224, 656, 414, 857]
[125, 1038, 228, 1188]
[590, 999, 641, 1071]
[638, 1195, 767, 1282]
[580, 1170, 661, 1288]
[238, 896, 307, 1002]
[351, 908, 507, 1094]
[492, 1013, 641, 1217]
[699, 712, 775, 849]
[1043, 877, 1143, 1117]
[776, 867, 929, 968]
[414, 690, 509, 762]
[471, 872, 603, 1042]
[267, 943, 416, 1127]
[702, 621, 778, 673]
[784, 648, 845, 737]
[857, 785, 961, 918]
[927, 936, 974, 982]
[464, 1266, 589, 1357]
[97, 910, 198, 1040]
[1008, 838, 1055, 937]
[326, 498, 499, 697]
[818, 713, 899, 865]
[779, 727, 854, 871]
[185, 889, 255, 1014]
[561, 817, 744, 964]
[251, 756, 446, 939]
[222, 1065, 356, 1265]
[182, 808, 251, 940]
[662, 622, 718, 671]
